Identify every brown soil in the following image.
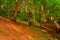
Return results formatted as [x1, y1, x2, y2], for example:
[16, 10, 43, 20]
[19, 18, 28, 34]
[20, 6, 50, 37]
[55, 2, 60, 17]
[0, 16, 54, 40]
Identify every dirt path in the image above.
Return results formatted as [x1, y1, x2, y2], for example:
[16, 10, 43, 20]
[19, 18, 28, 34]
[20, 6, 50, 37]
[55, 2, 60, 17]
[0, 16, 54, 40]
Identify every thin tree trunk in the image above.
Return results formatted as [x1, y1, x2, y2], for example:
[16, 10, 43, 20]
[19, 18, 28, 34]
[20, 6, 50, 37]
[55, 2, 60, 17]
[13, 0, 19, 22]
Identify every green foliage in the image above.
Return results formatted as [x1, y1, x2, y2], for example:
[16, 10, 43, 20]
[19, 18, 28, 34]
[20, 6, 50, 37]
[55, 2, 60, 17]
[33, 0, 41, 7]
[17, 8, 27, 21]
[33, 11, 40, 20]
[0, 0, 60, 22]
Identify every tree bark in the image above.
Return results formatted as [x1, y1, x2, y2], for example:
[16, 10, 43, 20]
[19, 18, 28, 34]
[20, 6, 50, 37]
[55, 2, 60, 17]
[13, 0, 19, 22]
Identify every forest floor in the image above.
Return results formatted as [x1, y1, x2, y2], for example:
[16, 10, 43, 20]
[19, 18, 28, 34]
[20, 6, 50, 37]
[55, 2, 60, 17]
[0, 16, 55, 40]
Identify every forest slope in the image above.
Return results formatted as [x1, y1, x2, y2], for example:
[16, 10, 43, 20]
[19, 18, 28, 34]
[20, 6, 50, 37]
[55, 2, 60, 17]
[0, 16, 54, 40]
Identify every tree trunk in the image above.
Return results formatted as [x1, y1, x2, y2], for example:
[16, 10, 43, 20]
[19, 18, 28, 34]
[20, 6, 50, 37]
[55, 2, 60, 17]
[13, 0, 19, 22]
